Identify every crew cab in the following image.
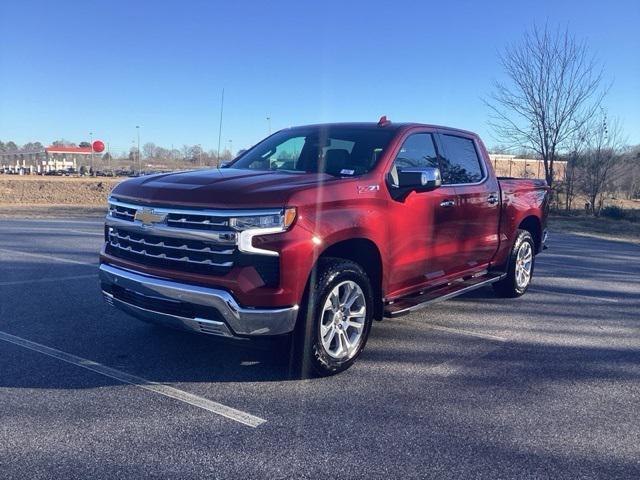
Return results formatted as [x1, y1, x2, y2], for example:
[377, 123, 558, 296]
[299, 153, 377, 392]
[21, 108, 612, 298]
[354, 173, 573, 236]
[99, 119, 548, 375]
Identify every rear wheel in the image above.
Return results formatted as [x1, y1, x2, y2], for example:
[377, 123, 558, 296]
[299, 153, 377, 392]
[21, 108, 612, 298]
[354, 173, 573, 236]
[292, 258, 373, 377]
[493, 229, 535, 298]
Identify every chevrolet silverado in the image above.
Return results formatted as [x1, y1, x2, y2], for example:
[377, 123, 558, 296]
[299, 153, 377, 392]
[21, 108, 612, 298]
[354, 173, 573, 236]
[99, 118, 549, 375]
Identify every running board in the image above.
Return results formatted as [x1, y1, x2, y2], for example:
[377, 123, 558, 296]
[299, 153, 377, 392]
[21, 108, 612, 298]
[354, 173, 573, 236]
[383, 273, 506, 318]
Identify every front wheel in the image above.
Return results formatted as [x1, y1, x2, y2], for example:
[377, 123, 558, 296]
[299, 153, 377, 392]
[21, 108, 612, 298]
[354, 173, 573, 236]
[292, 258, 374, 377]
[493, 229, 535, 298]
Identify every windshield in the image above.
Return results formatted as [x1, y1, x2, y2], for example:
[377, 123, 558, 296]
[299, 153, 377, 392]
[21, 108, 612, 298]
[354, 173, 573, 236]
[229, 126, 396, 176]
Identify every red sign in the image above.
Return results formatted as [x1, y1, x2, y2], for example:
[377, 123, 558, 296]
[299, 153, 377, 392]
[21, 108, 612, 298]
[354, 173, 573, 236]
[92, 140, 105, 153]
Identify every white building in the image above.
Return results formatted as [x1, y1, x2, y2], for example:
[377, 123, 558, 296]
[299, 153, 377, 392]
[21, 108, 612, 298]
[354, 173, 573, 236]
[0, 146, 94, 173]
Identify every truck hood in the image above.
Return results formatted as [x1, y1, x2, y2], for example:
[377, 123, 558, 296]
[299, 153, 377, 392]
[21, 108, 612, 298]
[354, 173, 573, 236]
[111, 168, 338, 208]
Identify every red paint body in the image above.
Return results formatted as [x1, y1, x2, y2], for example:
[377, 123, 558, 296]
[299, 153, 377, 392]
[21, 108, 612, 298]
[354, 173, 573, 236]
[101, 123, 549, 309]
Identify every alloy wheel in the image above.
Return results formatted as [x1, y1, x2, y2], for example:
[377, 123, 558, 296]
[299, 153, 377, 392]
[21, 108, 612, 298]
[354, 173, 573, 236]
[319, 280, 367, 360]
[515, 241, 533, 289]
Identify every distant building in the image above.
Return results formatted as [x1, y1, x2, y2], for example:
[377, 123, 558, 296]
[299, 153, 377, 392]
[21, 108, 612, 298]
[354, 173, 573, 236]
[0, 146, 95, 173]
[488, 154, 566, 181]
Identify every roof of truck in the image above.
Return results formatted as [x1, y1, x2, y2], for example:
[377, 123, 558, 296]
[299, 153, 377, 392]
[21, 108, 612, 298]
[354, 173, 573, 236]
[284, 122, 479, 137]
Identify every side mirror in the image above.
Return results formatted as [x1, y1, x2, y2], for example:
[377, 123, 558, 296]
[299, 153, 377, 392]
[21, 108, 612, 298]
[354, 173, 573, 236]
[397, 167, 442, 192]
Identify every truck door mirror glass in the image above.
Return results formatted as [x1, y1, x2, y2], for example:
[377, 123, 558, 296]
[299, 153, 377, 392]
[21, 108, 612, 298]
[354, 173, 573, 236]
[397, 167, 442, 192]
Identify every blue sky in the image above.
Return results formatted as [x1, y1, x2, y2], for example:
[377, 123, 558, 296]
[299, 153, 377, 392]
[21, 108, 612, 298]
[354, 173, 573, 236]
[1, 0, 638, 154]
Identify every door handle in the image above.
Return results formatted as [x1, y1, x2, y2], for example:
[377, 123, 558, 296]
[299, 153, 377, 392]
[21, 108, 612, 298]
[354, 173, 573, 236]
[440, 200, 455, 208]
[487, 193, 499, 205]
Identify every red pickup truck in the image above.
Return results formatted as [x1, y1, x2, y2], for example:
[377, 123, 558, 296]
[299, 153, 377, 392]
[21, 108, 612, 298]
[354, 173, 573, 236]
[99, 119, 548, 375]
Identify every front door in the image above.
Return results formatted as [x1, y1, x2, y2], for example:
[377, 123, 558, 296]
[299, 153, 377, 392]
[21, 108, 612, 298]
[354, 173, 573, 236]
[385, 131, 460, 297]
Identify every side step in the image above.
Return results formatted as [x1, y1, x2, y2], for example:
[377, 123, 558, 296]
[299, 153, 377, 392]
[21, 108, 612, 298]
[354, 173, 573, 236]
[383, 272, 506, 318]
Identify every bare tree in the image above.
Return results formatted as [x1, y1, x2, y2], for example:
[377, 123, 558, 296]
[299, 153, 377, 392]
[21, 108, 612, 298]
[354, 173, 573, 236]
[486, 24, 606, 187]
[579, 112, 626, 215]
[142, 142, 157, 160]
[51, 139, 77, 147]
[562, 123, 590, 211]
[616, 147, 640, 200]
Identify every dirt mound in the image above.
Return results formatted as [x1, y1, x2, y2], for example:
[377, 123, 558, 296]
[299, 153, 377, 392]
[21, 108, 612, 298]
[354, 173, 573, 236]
[0, 176, 121, 206]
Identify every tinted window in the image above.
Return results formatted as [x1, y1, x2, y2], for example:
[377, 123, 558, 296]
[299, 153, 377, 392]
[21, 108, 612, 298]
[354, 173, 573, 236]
[389, 133, 439, 187]
[393, 133, 438, 169]
[231, 127, 395, 176]
[439, 134, 483, 184]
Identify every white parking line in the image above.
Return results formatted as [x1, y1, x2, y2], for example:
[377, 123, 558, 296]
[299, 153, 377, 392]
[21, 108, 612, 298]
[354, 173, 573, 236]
[0, 331, 267, 428]
[0, 226, 102, 235]
[425, 323, 508, 343]
[0, 248, 96, 266]
[397, 317, 508, 343]
[0, 274, 98, 286]
[535, 289, 620, 304]
[538, 260, 632, 276]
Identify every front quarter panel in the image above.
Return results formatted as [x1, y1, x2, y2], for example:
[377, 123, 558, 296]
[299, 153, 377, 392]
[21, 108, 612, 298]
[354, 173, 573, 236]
[255, 178, 388, 304]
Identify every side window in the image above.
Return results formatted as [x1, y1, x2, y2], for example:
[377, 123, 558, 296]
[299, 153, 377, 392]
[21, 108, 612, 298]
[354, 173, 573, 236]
[389, 133, 438, 187]
[394, 133, 438, 169]
[438, 134, 484, 184]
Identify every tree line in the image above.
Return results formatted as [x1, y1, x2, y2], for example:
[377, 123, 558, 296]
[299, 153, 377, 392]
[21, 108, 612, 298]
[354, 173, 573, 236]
[0, 139, 235, 171]
[486, 24, 639, 215]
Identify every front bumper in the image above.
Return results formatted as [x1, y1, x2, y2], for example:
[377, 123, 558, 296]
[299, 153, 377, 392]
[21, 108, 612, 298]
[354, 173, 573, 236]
[99, 263, 299, 338]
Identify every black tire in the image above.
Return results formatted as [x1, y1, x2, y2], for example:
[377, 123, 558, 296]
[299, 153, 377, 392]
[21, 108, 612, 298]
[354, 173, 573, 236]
[493, 229, 535, 298]
[291, 257, 374, 377]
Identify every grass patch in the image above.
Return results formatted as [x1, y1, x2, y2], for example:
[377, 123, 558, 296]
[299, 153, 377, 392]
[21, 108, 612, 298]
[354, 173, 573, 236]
[549, 214, 640, 244]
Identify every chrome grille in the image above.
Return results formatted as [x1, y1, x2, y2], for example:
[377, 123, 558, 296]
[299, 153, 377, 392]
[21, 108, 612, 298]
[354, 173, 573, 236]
[166, 213, 229, 230]
[108, 199, 232, 232]
[104, 197, 283, 279]
[106, 227, 234, 274]
[109, 203, 136, 221]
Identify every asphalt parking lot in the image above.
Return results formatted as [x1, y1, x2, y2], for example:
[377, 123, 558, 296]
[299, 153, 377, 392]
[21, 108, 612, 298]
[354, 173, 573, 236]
[1, 217, 639, 479]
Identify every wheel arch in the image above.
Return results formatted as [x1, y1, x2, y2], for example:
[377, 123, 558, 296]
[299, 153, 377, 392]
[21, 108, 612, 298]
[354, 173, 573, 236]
[518, 215, 542, 253]
[315, 237, 384, 320]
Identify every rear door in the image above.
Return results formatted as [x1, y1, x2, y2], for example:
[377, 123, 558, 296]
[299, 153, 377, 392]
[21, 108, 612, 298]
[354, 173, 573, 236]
[436, 132, 500, 271]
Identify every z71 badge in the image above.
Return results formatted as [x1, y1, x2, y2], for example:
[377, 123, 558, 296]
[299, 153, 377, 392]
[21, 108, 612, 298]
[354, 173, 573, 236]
[357, 184, 380, 194]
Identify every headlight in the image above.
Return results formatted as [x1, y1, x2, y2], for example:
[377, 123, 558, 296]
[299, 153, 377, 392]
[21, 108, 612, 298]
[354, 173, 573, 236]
[234, 207, 297, 256]
[230, 207, 297, 231]
[230, 213, 283, 230]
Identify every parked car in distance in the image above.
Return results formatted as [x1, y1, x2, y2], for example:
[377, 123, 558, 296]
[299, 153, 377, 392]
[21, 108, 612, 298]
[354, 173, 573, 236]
[99, 118, 549, 375]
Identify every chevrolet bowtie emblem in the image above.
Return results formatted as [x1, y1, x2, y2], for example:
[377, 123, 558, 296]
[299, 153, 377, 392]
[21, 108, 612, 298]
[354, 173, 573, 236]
[134, 208, 167, 226]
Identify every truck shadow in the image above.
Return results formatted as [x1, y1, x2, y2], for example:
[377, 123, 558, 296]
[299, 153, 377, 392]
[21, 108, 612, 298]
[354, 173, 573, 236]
[0, 227, 639, 388]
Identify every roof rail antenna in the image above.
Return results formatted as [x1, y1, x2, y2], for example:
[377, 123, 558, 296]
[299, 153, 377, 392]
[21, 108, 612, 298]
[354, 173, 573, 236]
[377, 115, 391, 127]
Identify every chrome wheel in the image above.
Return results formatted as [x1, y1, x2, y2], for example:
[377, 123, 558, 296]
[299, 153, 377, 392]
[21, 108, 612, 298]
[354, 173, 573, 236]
[319, 280, 367, 360]
[515, 241, 533, 289]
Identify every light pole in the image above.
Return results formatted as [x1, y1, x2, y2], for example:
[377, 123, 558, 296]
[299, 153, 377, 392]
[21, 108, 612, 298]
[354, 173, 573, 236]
[136, 126, 141, 174]
[89, 131, 94, 174]
[228, 139, 233, 157]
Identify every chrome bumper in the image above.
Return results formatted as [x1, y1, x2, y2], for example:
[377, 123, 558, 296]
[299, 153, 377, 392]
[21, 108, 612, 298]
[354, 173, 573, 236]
[99, 264, 299, 337]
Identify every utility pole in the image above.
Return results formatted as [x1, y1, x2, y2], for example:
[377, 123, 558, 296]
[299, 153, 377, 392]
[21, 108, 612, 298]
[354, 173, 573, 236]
[89, 131, 94, 174]
[217, 88, 225, 165]
[136, 125, 141, 174]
